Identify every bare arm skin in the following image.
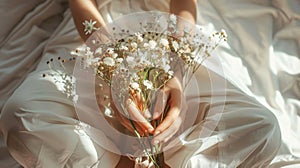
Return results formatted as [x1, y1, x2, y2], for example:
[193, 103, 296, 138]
[69, 0, 105, 41]
[170, 0, 197, 24]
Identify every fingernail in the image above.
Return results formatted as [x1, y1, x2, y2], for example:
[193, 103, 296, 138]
[143, 109, 150, 118]
[154, 131, 160, 136]
[153, 112, 158, 119]
[152, 140, 159, 145]
[148, 128, 154, 133]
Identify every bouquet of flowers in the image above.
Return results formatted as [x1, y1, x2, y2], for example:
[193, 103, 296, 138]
[45, 12, 226, 168]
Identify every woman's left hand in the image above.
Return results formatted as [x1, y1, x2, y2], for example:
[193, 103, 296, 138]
[150, 77, 186, 145]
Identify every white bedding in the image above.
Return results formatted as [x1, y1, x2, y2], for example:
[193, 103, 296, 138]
[0, 0, 299, 167]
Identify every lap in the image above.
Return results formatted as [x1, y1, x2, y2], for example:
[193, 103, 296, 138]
[0, 71, 119, 168]
[0, 66, 281, 168]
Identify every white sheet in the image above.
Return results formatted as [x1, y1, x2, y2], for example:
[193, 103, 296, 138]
[195, 1, 300, 167]
[0, 0, 299, 167]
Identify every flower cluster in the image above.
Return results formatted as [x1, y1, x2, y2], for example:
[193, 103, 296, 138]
[58, 13, 227, 168]
[42, 56, 78, 103]
[74, 16, 227, 94]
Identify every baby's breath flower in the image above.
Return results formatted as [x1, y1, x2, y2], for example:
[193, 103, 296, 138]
[132, 73, 139, 80]
[71, 46, 86, 57]
[112, 53, 118, 58]
[130, 82, 140, 90]
[103, 57, 115, 66]
[143, 43, 149, 48]
[120, 45, 129, 51]
[126, 56, 136, 65]
[221, 29, 227, 39]
[172, 41, 179, 51]
[170, 14, 177, 23]
[148, 40, 157, 49]
[163, 64, 171, 72]
[73, 95, 79, 103]
[160, 38, 169, 47]
[116, 58, 123, 63]
[168, 71, 174, 76]
[135, 32, 143, 42]
[143, 80, 153, 90]
[86, 57, 100, 67]
[95, 47, 102, 55]
[131, 42, 138, 48]
[107, 48, 114, 54]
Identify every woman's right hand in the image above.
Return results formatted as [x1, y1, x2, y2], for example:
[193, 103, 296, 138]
[110, 97, 155, 137]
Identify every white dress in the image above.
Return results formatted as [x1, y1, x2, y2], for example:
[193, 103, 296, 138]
[0, 0, 281, 167]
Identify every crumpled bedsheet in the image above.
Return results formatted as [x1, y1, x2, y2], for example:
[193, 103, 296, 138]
[0, 0, 299, 167]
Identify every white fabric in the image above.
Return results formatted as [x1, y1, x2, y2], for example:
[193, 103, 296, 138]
[0, 0, 299, 167]
[195, 1, 300, 167]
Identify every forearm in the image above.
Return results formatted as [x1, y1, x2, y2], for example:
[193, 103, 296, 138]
[170, 0, 197, 24]
[69, 0, 105, 41]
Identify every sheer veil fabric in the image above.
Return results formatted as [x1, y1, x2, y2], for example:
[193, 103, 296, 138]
[0, 0, 281, 167]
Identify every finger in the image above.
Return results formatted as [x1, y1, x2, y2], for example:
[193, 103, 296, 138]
[152, 90, 168, 119]
[152, 117, 182, 145]
[153, 106, 180, 135]
[130, 89, 150, 119]
[126, 99, 154, 133]
[110, 102, 146, 135]
[144, 109, 152, 119]
[119, 114, 145, 136]
[130, 88, 146, 111]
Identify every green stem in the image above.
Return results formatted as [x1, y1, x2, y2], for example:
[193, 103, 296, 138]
[120, 103, 159, 167]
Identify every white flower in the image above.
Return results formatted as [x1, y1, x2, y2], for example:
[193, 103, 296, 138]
[178, 49, 184, 54]
[131, 42, 138, 48]
[172, 41, 179, 51]
[221, 29, 227, 38]
[95, 47, 102, 55]
[148, 40, 157, 49]
[71, 46, 86, 57]
[73, 95, 79, 103]
[112, 53, 118, 58]
[78, 48, 95, 68]
[143, 80, 153, 90]
[168, 71, 174, 76]
[83, 19, 98, 35]
[107, 48, 114, 54]
[135, 32, 143, 42]
[86, 57, 100, 67]
[126, 56, 136, 65]
[163, 64, 170, 72]
[103, 57, 115, 66]
[104, 106, 112, 117]
[130, 82, 140, 90]
[120, 45, 128, 51]
[143, 43, 149, 48]
[170, 14, 177, 23]
[132, 73, 139, 80]
[160, 38, 169, 47]
[116, 58, 123, 63]
[140, 57, 151, 66]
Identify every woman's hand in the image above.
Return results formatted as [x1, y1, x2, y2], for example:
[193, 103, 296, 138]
[111, 98, 155, 137]
[111, 77, 186, 144]
[108, 76, 186, 143]
[151, 77, 185, 145]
